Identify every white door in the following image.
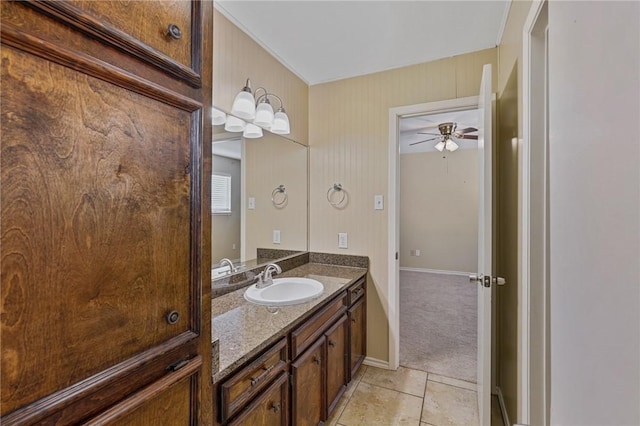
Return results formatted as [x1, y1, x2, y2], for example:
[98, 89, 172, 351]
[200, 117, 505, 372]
[475, 63, 493, 426]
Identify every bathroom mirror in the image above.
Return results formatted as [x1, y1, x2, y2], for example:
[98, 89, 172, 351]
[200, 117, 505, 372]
[211, 113, 308, 277]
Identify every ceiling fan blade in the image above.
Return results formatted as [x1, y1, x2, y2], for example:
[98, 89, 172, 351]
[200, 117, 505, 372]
[417, 132, 440, 136]
[454, 127, 478, 135]
[456, 134, 478, 140]
[409, 136, 440, 146]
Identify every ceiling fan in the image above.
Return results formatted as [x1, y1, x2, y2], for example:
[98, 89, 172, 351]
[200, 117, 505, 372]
[409, 122, 478, 152]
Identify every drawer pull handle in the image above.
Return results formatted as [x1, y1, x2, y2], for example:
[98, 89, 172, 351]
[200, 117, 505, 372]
[313, 356, 321, 365]
[329, 340, 336, 348]
[351, 318, 356, 323]
[166, 310, 180, 325]
[250, 364, 274, 386]
[167, 23, 182, 40]
[270, 402, 281, 413]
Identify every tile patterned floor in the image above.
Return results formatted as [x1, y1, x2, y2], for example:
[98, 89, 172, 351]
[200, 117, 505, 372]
[326, 365, 504, 426]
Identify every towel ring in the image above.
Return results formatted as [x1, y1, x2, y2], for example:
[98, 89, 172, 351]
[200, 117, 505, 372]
[327, 183, 346, 207]
[271, 184, 288, 207]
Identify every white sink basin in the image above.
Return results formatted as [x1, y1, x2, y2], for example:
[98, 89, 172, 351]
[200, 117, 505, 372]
[244, 278, 324, 306]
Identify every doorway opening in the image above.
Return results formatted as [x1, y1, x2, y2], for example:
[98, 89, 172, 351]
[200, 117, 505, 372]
[397, 109, 480, 383]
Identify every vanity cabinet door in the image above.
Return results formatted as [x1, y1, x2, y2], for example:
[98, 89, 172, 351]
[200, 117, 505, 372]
[324, 315, 348, 419]
[349, 296, 367, 379]
[291, 337, 325, 426]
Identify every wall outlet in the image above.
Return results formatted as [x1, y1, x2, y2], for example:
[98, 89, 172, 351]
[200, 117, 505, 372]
[248, 197, 256, 210]
[410, 249, 421, 256]
[232, 243, 236, 250]
[374, 195, 384, 210]
[273, 230, 281, 244]
[415, 249, 420, 256]
[338, 233, 348, 249]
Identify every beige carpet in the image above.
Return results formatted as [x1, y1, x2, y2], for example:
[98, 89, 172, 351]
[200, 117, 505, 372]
[399, 270, 477, 383]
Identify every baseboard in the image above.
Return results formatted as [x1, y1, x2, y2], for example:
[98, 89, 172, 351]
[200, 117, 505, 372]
[362, 357, 390, 370]
[399, 267, 472, 277]
[496, 386, 511, 426]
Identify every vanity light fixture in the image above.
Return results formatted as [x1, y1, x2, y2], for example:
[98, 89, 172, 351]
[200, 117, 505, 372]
[212, 107, 227, 126]
[243, 123, 263, 139]
[224, 115, 246, 133]
[230, 78, 291, 135]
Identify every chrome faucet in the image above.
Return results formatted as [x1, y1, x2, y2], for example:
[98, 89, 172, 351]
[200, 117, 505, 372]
[219, 258, 237, 273]
[255, 263, 282, 289]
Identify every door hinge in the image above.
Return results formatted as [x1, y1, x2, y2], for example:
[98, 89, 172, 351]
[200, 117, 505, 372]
[395, 252, 399, 260]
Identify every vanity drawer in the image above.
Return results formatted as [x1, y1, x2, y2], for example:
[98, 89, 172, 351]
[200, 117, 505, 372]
[291, 292, 347, 359]
[347, 277, 366, 305]
[220, 338, 287, 423]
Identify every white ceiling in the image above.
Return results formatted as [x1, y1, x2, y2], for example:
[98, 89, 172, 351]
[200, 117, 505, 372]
[215, 1, 510, 85]
[399, 108, 478, 154]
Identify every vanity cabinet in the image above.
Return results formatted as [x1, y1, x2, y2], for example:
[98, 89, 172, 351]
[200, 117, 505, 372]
[216, 276, 366, 426]
[1, 1, 212, 424]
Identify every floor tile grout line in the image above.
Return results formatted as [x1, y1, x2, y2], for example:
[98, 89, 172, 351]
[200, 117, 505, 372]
[359, 378, 427, 399]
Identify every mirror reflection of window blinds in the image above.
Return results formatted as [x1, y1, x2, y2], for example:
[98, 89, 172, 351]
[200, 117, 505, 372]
[212, 173, 231, 214]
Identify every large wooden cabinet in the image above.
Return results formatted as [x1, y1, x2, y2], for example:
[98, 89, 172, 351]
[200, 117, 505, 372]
[1, 1, 213, 424]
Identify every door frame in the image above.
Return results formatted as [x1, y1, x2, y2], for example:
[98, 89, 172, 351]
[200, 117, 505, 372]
[520, 0, 550, 423]
[387, 96, 480, 371]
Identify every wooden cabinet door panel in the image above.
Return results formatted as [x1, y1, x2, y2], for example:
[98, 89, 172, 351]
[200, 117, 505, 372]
[349, 298, 366, 379]
[324, 315, 348, 420]
[1, 41, 200, 416]
[291, 338, 324, 426]
[55, 0, 198, 79]
[84, 355, 202, 426]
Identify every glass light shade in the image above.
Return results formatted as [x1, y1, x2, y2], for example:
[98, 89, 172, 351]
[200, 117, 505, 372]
[243, 123, 263, 139]
[446, 140, 459, 152]
[212, 108, 226, 125]
[224, 115, 246, 133]
[434, 140, 446, 152]
[271, 110, 290, 135]
[253, 101, 274, 127]
[230, 90, 256, 120]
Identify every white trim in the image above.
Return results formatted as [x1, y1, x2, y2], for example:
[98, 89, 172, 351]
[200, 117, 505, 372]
[520, 1, 547, 424]
[497, 386, 511, 426]
[363, 357, 390, 370]
[399, 267, 472, 277]
[496, 0, 512, 47]
[388, 95, 480, 373]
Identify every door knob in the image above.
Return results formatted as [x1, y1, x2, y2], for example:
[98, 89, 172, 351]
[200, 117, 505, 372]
[492, 277, 506, 286]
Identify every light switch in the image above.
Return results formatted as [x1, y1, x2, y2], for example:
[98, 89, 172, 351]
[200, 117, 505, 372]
[338, 233, 348, 249]
[248, 197, 256, 209]
[273, 230, 281, 244]
[374, 195, 384, 210]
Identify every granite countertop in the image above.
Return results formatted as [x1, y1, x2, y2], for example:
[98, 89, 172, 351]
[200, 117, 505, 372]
[211, 262, 367, 382]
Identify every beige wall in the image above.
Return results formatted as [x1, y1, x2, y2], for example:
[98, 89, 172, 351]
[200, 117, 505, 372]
[309, 48, 497, 362]
[244, 133, 308, 260]
[495, 1, 533, 423]
[213, 9, 308, 145]
[212, 155, 241, 263]
[400, 150, 478, 272]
